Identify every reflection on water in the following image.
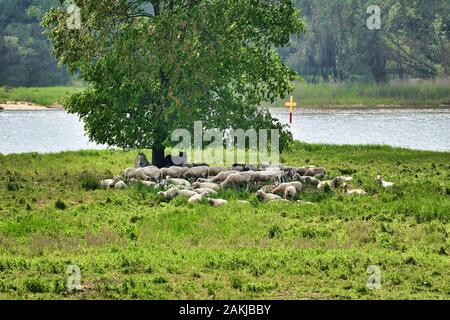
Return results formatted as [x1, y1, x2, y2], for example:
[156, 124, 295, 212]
[0, 108, 449, 154]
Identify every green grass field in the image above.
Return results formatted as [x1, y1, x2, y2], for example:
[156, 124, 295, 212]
[270, 82, 450, 108]
[2, 82, 450, 108]
[0, 142, 449, 300]
[0, 87, 83, 106]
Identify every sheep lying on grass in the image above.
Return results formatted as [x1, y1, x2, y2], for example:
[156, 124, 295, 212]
[271, 182, 303, 196]
[376, 175, 394, 188]
[342, 183, 367, 196]
[208, 198, 228, 207]
[102, 158, 378, 205]
[193, 182, 221, 191]
[256, 190, 289, 203]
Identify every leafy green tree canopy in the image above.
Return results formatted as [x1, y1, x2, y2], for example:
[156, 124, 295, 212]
[43, 0, 305, 166]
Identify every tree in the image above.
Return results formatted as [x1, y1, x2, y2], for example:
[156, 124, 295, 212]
[42, 0, 305, 166]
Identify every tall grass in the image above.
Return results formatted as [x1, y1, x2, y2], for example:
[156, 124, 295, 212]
[270, 81, 450, 108]
[0, 87, 83, 106]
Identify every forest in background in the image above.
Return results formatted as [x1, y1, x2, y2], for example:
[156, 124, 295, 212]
[0, 0, 449, 87]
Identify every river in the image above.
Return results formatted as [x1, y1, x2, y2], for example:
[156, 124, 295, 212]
[0, 108, 449, 154]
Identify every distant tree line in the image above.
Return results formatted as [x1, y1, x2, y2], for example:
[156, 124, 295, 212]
[280, 0, 450, 83]
[0, 0, 70, 87]
[0, 0, 449, 87]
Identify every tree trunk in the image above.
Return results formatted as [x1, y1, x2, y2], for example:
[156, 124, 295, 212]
[152, 146, 166, 168]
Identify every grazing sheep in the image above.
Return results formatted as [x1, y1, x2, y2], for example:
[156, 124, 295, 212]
[209, 171, 239, 183]
[317, 180, 335, 191]
[297, 166, 317, 176]
[177, 189, 198, 200]
[139, 181, 157, 188]
[165, 177, 191, 188]
[157, 187, 180, 201]
[161, 166, 190, 179]
[188, 193, 207, 204]
[208, 166, 232, 177]
[256, 190, 287, 203]
[114, 181, 128, 189]
[184, 166, 210, 180]
[196, 178, 213, 183]
[100, 179, 116, 189]
[259, 184, 277, 193]
[252, 171, 282, 184]
[123, 168, 137, 180]
[304, 167, 326, 177]
[208, 198, 228, 207]
[220, 172, 253, 189]
[134, 166, 161, 182]
[342, 183, 367, 196]
[298, 176, 320, 187]
[272, 182, 303, 196]
[376, 175, 394, 188]
[284, 186, 297, 200]
[192, 182, 220, 191]
[281, 167, 298, 182]
[193, 188, 217, 196]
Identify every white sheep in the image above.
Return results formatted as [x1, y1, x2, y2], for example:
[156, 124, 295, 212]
[157, 187, 180, 201]
[193, 182, 220, 191]
[342, 183, 367, 196]
[188, 193, 207, 204]
[376, 175, 394, 188]
[317, 180, 335, 191]
[183, 166, 210, 180]
[208, 166, 232, 177]
[259, 184, 277, 193]
[114, 181, 128, 189]
[209, 171, 239, 183]
[193, 188, 217, 196]
[208, 198, 228, 207]
[177, 189, 198, 200]
[304, 167, 326, 177]
[220, 172, 254, 189]
[284, 186, 297, 200]
[256, 190, 287, 203]
[165, 177, 191, 188]
[272, 182, 303, 196]
[100, 179, 116, 189]
[161, 166, 190, 179]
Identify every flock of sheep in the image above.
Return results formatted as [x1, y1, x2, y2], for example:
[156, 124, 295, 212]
[99, 155, 395, 206]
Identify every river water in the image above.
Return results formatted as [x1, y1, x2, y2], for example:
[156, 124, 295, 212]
[0, 108, 449, 154]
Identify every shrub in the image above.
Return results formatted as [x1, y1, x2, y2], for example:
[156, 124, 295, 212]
[79, 172, 99, 191]
[268, 225, 282, 239]
[55, 199, 67, 210]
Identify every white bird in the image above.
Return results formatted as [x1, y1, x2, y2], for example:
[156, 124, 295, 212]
[376, 175, 394, 188]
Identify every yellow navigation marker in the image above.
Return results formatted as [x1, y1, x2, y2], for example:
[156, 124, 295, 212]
[285, 95, 297, 124]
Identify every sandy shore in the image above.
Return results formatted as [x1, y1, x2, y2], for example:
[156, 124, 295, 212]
[0, 101, 63, 111]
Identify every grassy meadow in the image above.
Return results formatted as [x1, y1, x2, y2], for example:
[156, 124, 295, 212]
[0, 87, 83, 106]
[2, 81, 450, 108]
[270, 81, 450, 108]
[0, 142, 449, 300]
